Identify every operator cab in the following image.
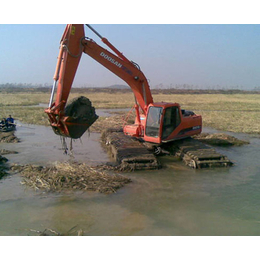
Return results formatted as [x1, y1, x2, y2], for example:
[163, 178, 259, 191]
[145, 105, 181, 139]
[143, 103, 202, 144]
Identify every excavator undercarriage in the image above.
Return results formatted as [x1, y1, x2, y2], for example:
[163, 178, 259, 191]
[101, 128, 233, 171]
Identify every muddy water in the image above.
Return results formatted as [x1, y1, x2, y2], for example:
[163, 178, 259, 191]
[1, 115, 260, 235]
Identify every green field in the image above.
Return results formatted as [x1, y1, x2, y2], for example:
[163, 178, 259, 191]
[0, 89, 259, 134]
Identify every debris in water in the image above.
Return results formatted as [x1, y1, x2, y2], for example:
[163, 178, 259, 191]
[27, 225, 84, 236]
[0, 155, 9, 179]
[11, 162, 131, 194]
[0, 131, 19, 143]
[0, 155, 8, 164]
[0, 149, 18, 155]
[194, 133, 249, 146]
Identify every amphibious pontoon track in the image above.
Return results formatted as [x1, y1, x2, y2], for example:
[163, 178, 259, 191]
[101, 129, 160, 170]
[165, 138, 233, 169]
[101, 129, 233, 170]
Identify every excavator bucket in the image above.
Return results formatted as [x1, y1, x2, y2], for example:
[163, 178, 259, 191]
[46, 96, 98, 139]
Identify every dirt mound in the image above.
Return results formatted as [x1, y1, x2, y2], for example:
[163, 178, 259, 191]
[195, 133, 249, 146]
[0, 132, 19, 143]
[11, 162, 131, 194]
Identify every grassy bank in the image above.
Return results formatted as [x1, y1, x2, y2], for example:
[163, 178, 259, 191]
[0, 89, 259, 134]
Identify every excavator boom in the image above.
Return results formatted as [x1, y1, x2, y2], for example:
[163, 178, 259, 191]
[45, 24, 202, 142]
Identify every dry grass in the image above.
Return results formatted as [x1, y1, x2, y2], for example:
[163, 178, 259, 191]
[0, 93, 49, 106]
[0, 106, 48, 125]
[79, 92, 136, 109]
[199, 110, 260, 134]
[90, 112, 135, 133]
[153, 93, 260, 134]
[0, 90, 259, 134]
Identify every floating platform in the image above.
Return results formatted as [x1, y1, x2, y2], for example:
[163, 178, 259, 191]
[101, 129, 233, 171]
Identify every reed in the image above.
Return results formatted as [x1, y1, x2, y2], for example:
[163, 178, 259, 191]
[13, 161, 131, 194]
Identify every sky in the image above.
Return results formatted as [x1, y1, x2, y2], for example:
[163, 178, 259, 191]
[1, 2, 260, 90]
[1, 24, 260, 90]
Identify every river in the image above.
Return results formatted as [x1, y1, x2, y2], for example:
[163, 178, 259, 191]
[0, 110, 260, 236]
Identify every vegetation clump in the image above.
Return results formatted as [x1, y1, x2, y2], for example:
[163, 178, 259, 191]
[0, 169, 6, 179]
[0, 154, 9, 179]
[11, 162, 131, 194]
[194, 133, 249, 146]
[90, 111, 135, 133]
[0, 132, 19, 143]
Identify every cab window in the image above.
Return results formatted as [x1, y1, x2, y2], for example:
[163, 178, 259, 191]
[145, 106, 163, 137]
[162, 106, 181, 139]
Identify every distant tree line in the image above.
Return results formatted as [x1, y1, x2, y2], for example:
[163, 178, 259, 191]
[152, 83, 260, 91]
[1, 82, 260, 94]
[0, 83, 51, 88]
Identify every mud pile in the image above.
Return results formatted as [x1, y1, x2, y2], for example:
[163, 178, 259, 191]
[11, 162, 131, 194]
[0, 149, 18, 155]
[65, 96, 98, 125]
[0, 169, 6, 179]
[62, 96, 99, 139]
[0, 131, 19, 179]
[0, 154, 8, 163]
[0, 155, 8, 179]
[0, 131, 19, 143]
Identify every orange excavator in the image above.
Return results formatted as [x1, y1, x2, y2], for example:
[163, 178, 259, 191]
[45, 24, 202, 144]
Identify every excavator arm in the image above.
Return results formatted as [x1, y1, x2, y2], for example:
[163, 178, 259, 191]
[45, 24, 153, 139]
